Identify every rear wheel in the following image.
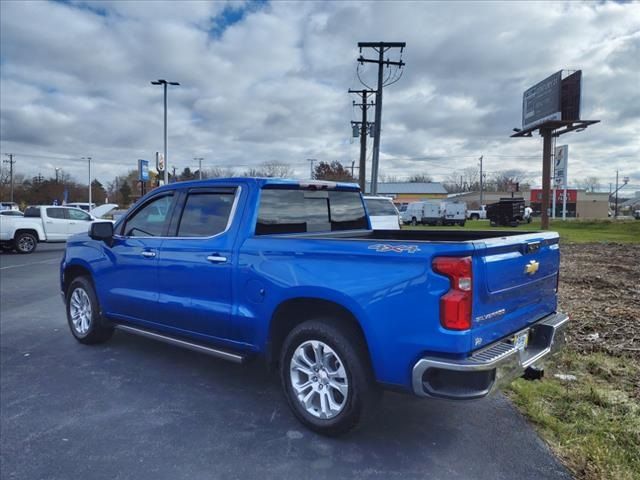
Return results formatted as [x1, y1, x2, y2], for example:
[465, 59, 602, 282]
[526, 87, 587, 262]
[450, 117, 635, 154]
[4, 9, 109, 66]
[14, 232, 37, 254]
[470, 214, 479, 220]
[280, 319, 379, 436]
[66, 276, 114, 344]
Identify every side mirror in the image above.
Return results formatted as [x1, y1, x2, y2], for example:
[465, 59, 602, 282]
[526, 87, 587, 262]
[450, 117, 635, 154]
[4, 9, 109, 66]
[89, 221, 114, 245]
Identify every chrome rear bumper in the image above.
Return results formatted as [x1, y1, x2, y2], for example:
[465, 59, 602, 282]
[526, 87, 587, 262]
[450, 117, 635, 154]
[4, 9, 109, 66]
[412, 312, 569, 399]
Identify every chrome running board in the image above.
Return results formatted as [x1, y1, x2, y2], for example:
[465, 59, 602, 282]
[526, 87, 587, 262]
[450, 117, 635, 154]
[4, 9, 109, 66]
[115, 324, 246, 364]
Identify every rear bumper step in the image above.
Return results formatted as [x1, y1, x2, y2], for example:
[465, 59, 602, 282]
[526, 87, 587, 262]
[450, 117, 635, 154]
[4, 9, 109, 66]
[412, 312, 569, 399]
[115, 324, 246, 364]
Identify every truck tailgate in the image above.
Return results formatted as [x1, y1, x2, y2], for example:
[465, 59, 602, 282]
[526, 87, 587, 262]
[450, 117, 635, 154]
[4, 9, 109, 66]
[471, 232, 559, 349]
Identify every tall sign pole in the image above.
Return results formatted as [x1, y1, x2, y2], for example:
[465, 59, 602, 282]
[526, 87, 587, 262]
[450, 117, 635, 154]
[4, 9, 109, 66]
[357, 42, 405, 195]
[512, 69, 599, 229]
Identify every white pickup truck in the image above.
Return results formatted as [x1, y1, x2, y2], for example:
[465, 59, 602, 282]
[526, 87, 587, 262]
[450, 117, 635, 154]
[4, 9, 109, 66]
[466, 205, 487, 220]
[0, 205, 116, 254]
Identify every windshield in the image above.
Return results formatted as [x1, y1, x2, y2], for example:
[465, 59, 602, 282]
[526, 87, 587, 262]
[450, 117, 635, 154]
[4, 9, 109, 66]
[365, 198, 398, 216]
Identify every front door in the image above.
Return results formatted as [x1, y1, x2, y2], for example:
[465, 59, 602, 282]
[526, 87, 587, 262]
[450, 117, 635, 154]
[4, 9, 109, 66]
[99, 193, 176, 325]
[66, 208, 94, 236]
[156, 187, 238, 342]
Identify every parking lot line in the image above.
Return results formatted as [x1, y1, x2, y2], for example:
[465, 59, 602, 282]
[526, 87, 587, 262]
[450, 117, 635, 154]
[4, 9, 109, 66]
[0, 258, 60, 271]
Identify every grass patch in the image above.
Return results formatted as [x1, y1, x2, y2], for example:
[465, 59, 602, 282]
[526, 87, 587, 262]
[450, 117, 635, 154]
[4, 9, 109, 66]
[506, 351, 640, 480]
[405, 219, 640, 244]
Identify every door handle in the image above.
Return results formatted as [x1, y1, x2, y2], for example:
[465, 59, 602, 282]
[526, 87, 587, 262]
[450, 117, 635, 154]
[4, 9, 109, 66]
[141, 251, 156, 258]
[207, 255, 227, 263]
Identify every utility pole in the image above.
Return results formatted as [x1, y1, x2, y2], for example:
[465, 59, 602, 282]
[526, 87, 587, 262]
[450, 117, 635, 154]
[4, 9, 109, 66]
[612, 172, 629, 219]
[55, 167, 61, 183]
[151, 79, 180, 185]
[540, 128, 553, 229]
[357, 42, 406, 195]
[479, 155, 484, 206]
[349, 89, 375, 191]
[82, 156, 92, 206]
[3, 154, 16, 203]
[194, 157, 204, 180]
[307, 158, 316, 179]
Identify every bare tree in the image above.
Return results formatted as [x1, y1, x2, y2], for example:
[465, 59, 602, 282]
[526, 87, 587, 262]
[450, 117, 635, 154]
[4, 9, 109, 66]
[576, 176, 601, 193]
[204, 167, 235, 178]
[407, 174, 434, 183]
[490, 169, 528, 192]
[243, 161, 294, 178]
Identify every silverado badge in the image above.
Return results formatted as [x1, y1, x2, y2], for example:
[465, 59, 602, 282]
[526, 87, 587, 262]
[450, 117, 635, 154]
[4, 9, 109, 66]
[524, 260, 540, 275]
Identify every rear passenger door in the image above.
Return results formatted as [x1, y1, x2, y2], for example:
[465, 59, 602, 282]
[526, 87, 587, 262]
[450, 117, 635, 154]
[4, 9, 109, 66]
[44, 207, 69, 241]
[156, 187, 239, 342]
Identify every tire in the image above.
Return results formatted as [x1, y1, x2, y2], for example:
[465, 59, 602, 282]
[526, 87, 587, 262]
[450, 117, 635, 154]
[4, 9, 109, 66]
[411, 217, 417, 226]
[459, 220, 466, 227]
[470, 214, 479, 221]
[14, 232, 37, 254]
[280, 318, 379, 436]
[66, 276, 114, 345]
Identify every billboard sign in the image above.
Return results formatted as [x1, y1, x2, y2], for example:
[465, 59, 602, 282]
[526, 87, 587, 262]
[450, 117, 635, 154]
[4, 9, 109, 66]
[138, 159, 149, 182]
[522, 71, 562, 130]
[554, 145, 568, 187]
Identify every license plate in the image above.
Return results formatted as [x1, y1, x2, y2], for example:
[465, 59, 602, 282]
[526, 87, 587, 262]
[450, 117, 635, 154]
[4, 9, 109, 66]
[513, 330, 529, 351]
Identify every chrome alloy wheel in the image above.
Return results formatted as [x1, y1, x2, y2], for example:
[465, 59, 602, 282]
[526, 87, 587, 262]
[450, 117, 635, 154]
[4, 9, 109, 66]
[69, 288, 92, 335]
[289, 340, 349, 419]
[17, 235, 35, 252]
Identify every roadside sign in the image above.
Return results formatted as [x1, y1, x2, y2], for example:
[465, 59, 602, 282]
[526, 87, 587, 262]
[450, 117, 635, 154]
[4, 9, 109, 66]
[156, 152, 165, 173]
[138, 159, 149, 182]
[554, 145, 568, 187]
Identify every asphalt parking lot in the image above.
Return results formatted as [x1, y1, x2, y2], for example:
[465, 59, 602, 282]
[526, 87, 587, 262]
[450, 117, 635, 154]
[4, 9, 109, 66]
[0, 245, 570, 480]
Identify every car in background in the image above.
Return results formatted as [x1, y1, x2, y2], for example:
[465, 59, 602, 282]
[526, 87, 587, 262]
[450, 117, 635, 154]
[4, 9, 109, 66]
[0, 202, 20, 211]
[0, 210, 23, 216]
[467, 205, 487, 220]
[633, 209, 640, 220]
[0, 205, 116, 254]
[363, 196, 400, 229]
[65, 202, 96, 212]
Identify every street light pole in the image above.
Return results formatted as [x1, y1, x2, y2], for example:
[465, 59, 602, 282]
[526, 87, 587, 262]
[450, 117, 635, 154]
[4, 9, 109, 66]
[82, 157, 92, 206]
[151, 79, 180, 185]
[194, 157, 204, 180]
[306, 158, 316, 179]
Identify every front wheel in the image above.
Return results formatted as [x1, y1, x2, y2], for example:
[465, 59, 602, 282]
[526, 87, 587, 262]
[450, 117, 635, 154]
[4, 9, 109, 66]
[280, 319, 379, 436]
[66, 276, 114, 344]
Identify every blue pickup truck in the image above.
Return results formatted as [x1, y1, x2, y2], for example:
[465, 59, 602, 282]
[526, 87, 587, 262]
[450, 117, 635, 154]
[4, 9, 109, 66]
[60, 178, 568, 435]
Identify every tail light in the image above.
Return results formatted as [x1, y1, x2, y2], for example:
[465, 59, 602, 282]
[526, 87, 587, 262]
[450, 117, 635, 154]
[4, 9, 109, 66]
[433, 256, 473, 330]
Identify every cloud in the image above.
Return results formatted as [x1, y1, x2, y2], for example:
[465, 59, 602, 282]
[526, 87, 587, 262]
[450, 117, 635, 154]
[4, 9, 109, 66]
[0, 0, 638, 190]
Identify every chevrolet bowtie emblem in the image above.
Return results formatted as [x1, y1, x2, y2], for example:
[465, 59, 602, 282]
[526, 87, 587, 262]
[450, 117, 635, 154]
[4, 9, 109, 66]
[525, 260, 540, 275]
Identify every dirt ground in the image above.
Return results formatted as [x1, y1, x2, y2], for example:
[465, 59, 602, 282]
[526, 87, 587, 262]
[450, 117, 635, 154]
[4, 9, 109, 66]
[559, 242, 640, 359]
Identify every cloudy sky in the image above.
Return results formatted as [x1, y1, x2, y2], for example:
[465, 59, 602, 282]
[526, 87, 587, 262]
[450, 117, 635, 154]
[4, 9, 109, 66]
[1, 0, 639, 191]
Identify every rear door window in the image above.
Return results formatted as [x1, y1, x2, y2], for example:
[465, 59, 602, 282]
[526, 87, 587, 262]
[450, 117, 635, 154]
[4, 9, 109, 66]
[256, 188, 367, 235]
[176, 190, 235, 237]
[46, 208, 67, 219]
